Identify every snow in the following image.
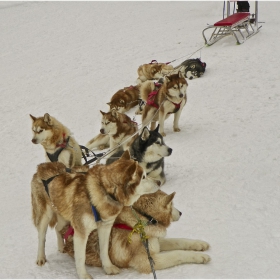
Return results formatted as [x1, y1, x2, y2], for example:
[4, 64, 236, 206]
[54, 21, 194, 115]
[1, 1, 280, 279]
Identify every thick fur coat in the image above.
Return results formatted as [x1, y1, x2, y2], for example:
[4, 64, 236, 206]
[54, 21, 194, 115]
[61, 190, 211, 274]
[140, 72, 188, 136]
[107, 85, 140, 113]
[30, 113, 82, 167]
[31, 151, 158, 278]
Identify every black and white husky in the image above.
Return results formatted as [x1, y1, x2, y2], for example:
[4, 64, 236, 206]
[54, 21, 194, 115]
[106, 125, 172, 186]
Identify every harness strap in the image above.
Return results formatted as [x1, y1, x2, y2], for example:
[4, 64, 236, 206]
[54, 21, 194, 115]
[63, 204, 101, 241]
[42, 175, 58, 196]
[46, 136, 70, 162]
[113, 223, 133, 230]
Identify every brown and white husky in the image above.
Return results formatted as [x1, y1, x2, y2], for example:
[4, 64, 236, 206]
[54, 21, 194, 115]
[61, 190, 211, 274]
[140, 72, 188, 136]
[31, 150, 159, 278]
[30, 113, 82, 167]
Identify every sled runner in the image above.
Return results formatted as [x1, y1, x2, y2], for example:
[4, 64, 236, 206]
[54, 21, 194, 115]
[202, 1, 261, 46]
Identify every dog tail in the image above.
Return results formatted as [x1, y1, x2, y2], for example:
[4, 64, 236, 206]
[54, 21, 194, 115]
[140, 80, 156, 102]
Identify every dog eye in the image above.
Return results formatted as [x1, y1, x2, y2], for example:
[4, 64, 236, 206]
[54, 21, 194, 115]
[191, 65, 195, 69]
[38, 129, 43, 133]
[105, 122, 110, 125]
[142, 175, 146, 179]
[173, 86, 177, 89]
[155, 141, 161, 145]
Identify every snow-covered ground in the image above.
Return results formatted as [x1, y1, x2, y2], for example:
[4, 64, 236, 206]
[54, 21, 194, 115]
[1, 1, 280, 278]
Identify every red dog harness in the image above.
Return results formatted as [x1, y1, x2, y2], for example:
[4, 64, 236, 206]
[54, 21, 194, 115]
[63, 224, 133, 241]
[146, 83, 182, 114]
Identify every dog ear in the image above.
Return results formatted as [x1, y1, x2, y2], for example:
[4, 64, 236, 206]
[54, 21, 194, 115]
[126, 161, 137, 179]
[30, 114, 36, 122]
[165, 76, 170, 83]
[164, 192, 176, 206]
[154, 124, 160, 132]
[106, 102, 111, 106]
[43, 113, 53, 126]
[111, 109, 119, 119]
[141, 127, 150, 141]
[178, 71, 184, 78]
[120, 150, 131, 160]
[100, 110, 106, 115]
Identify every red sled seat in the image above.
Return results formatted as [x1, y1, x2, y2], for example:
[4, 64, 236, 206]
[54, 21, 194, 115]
[214, 12, 250, 27]
[202, 12, 259, 45]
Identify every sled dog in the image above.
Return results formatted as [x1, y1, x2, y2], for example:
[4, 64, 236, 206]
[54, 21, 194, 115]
[107, 125, 172, 186]
[107, 85, 140, 113]
[137, 62, 174, 84]
[174, 58, 206, 80]
[61, 190, 211, 273]
[86, 110, 138, 152]
[141, 72, 188, 136]
[30, 113, 82, 167]
[31, 150, 159, 279]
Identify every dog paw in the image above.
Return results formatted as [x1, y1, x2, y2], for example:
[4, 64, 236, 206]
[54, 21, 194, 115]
[78, 272, 93, 279]
[103, 264, 120, 275]
[190, 240, 210, 251]
[173, 128, 181, 132]
[194, 253, 211, 264]
[36, 256, 47, 266]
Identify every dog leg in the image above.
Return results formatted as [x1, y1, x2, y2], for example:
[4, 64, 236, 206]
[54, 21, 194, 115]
[55, 214, 68, 253]
[73, 231, 92, 279]
[152, 250, 211, 271]
[173, 108, 183, 132]
[98, 220, 120, 275]
[158, 111, 167, 136]
[86, 134, 110, 151]
[36, 207, 52, 266]
[159, 238, 210, 251]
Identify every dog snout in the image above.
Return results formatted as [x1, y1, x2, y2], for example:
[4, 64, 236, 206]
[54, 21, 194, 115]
[179, 93, 184, 98]
[168, 148, 172, 155]
[100, 129, 105, 134]
[179, 211, 182, 216]
[31, 139, 37, 144]
[189, 76, 193, 80]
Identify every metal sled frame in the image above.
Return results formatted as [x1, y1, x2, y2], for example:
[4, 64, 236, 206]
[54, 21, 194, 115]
[202, 1, 261, 46]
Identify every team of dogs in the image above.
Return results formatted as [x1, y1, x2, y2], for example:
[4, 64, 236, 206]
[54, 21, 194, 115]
[30, 59, 210, 278]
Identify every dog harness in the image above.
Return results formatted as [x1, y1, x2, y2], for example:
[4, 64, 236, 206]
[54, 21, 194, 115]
[46, 134, 70, 162]
[63, 209, 157, 241]
[146, 82, 182, 114]
[42, 168, 101, 232]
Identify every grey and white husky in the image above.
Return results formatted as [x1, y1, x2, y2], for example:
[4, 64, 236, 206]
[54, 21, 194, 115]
[107, 125, 172, 186]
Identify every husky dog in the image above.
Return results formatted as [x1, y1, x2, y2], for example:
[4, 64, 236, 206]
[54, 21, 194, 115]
[137, 62, 174, 84]
[107, 85, 140, 113]
[31, 150, 158, 279]
[30, 113, 82, 167]
[174, 58, 206, 80]
[140, 72, 188, 136]
[107, 125, 172, 186]
[61, 190, 211, 273]
[86, 110, 138, 152]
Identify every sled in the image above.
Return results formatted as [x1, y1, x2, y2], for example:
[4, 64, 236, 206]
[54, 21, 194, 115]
[202, 1, 261, 46]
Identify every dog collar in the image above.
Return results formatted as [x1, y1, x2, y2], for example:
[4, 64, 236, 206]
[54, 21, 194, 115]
[133, 208, 158, 225]
[56, 133, 69, 148]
